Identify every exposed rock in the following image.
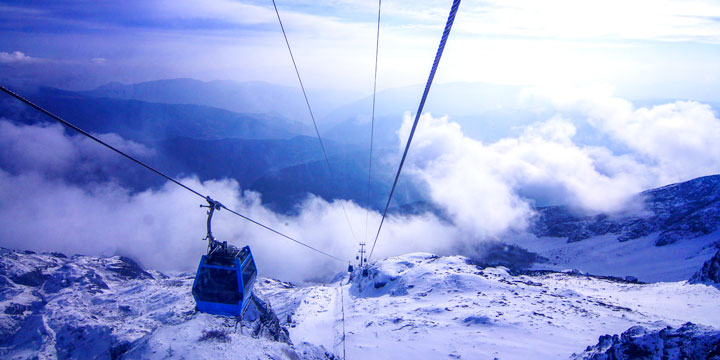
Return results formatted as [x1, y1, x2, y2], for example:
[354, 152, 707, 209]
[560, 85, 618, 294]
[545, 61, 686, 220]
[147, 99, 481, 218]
[243, 294, 291, 343]
[466, 242, 548, 272]
[690, 248, 720, 284]
[6, 314, 50, 351]
[573, 323, 720, 360]
[533, 175, 720, 245]
[54, 323, 115, 360]
[103, 256, 153, 280]
[40, 265, 109, 294]
[3, 303, 28, 315]
[624, 276, 638, 283]
[11, 269, 44, 287]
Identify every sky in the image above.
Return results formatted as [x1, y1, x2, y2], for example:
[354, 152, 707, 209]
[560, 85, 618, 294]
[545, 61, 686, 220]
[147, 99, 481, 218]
[2, 0, 720, 100]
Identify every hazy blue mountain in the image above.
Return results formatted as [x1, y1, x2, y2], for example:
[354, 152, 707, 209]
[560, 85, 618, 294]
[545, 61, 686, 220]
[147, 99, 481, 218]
[160, 135, 352, 187]
[324, 83, 720, 155]
[249, 149, 423, 213]
[323, 82, 546, 147]
[1, 86, 419, 213]
[85, 78, 363, 126]
[156, 136, 421, 213]
[2, 87, 304, 143]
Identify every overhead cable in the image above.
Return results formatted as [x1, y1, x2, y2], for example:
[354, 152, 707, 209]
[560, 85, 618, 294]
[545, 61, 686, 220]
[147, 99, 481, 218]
[365, 0, 382, 244]
[271, 0, 360, 245]
[368, 0, 462, 260]
[0, 85, 348, 263]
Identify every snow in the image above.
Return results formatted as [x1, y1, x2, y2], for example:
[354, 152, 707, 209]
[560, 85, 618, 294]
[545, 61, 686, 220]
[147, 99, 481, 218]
[262, 253, 720, 360]
[510, 231, 720, 282]
[0, 249, 335, 359]
[122, 313, 334, 360]
[2, 245, 719, 359]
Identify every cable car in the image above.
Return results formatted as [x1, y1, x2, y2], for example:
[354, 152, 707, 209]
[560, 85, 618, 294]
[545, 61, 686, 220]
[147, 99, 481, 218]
[192, 197, 257, 316]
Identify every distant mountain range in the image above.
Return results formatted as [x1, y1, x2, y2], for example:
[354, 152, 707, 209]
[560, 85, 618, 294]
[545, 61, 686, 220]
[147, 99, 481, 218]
[85, 78, 363, 125]
[3, 79, 720, 216]
[8, 86, 307, 142]
[323, 82, 545, 147]
[0, 81, 424, 212]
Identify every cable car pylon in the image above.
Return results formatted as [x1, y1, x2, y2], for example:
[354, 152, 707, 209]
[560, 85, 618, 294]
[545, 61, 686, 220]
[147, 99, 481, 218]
[356, 242, 369, 277]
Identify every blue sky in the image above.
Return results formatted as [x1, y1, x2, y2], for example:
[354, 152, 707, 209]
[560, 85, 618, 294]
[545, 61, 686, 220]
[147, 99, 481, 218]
[2, 0, 720, 100]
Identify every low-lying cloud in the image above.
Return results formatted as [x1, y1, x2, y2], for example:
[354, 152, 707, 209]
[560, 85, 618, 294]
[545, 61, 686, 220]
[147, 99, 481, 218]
[0, 120, 456, 282]
[1, 89, 719, 282]
[403, 88, 720, 237]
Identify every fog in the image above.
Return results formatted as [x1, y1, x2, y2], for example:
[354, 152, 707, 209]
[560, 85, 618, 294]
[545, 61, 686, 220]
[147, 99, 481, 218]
[1, 89, 719, 281]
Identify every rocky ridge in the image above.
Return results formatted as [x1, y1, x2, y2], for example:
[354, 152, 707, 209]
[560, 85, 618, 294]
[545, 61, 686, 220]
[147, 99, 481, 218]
[572, 323, 720, 360]
[532, 175, 720, 246]
[690, 248, 720, 284]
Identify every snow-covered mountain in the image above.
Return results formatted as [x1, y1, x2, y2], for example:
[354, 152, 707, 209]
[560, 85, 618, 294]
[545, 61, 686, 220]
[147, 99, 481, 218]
[532, 174, 720, 246]
[515, 175, 720, 283]
[2, 248, 719, 359]
[260, 252, 720, 360]
[0, 248, 335, 359]
[2, 175, 720, 359]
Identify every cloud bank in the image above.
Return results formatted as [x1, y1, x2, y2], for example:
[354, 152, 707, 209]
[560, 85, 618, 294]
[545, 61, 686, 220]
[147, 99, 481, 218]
[1, 89, 719, 282]
[403, 88, 720, 232]
[0, 120, 457, 282]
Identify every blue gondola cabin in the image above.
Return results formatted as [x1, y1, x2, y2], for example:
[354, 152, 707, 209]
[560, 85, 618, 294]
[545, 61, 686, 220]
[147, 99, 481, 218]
[192, 245, 257, 316]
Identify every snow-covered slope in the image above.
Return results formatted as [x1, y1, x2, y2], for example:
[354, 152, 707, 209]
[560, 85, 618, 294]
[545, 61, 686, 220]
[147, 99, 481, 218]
[512, 231, 719, 282]
[0, 248, 336, 359]
[517, 175, 720, 282]
[261, 253, 720, 360]
[3, 246, 719, 358]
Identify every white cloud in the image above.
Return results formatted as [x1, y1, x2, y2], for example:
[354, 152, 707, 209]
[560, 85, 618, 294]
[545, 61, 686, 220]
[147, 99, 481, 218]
[0, 165, 457, 283]
[456, 0, 720, 43]
[0, 120, 154, 177]
[0, 51, 37, 64]
[400, 88, 720, 228]
[0, 119, 457, 281]
[2, 87, 720, 281]
[534, 86, 720, 185]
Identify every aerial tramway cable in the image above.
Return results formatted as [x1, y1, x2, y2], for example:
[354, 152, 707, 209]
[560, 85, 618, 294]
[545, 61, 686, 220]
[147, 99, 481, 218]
[0, 86, 206, 200]
[2, 0, 460, 265]
[271, 0, 360, 245]
[365, 0, 382, 246]
[0, 85, 348, 263]
[368, 0, 462, 261]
